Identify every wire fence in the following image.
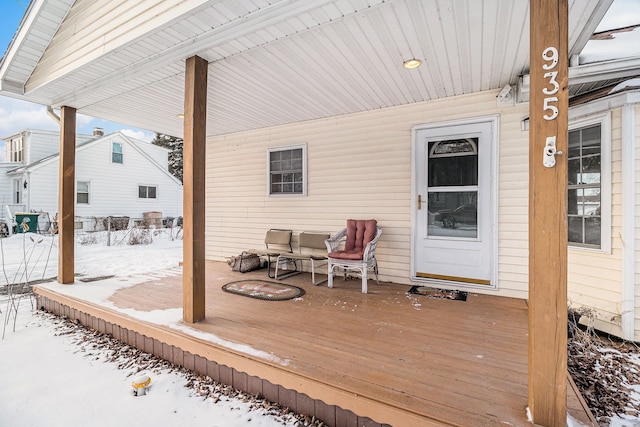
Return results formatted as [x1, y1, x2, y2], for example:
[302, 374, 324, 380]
[1, 214, 183, 246]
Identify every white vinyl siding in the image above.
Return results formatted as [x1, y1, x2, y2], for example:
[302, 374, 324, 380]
[131, 140, 169, 166]
[3, 130, 95, 165]
[205, 89, 530, 299]
[568, 109, 622, 338]
[0, 165, 18, 216]
[25, 131, 58, 163]
[25, 135, 183, 219]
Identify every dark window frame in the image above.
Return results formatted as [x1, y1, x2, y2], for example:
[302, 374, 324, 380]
[138, 185, 157, 199]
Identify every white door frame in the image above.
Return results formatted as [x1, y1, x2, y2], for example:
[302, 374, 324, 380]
[410, 115, 499, 289]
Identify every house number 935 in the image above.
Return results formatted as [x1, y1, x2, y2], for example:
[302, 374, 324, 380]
[542, 46, 559, 120]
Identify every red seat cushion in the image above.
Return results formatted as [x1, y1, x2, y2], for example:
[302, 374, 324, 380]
[328, 249, 365, 260]
[329, 219, 377, 260]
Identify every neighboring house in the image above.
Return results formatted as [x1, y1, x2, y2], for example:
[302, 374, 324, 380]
[0, 129, 183, 230]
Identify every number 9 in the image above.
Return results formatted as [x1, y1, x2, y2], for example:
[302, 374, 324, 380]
[542, 47, 558, 70]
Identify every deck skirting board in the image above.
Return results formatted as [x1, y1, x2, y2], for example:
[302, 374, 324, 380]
[35, 293, 395, 427]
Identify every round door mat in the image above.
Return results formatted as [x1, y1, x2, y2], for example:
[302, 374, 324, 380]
[222, 280, 305, 301]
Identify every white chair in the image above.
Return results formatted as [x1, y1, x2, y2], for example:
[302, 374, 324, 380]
[325, 219, 382, 293]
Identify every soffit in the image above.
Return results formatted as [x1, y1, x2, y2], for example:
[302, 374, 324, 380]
[0, 0, 74, 92]
[3, 0, 613, 137]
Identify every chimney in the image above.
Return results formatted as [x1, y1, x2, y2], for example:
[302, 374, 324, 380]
[93, 127, 104, 137]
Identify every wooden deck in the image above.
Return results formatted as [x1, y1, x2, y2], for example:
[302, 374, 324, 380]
[34, 261, 595, 427]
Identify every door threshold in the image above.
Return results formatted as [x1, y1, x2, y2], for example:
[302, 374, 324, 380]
[415, 272, 491, 286]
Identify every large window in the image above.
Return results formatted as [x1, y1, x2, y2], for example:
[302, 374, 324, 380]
[568, 119, 609, 250]
[10, 137, 23, 162]
[268, 144, 306, 196]
[139, 185, 157, 199]
[77, 181, 90, 204]
[112, 142, 123, 164]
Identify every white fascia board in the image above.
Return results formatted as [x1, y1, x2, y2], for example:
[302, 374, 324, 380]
[0, 0, 43, 78]
[569, 91, 640, 120]
[569, 57, 640, 86]
[621, 104, 636, 341]
[0, 79, 24, 95]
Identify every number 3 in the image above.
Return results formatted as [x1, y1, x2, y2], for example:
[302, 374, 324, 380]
[543, 71, 559, 95]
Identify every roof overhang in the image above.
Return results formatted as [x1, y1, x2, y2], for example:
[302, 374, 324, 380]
[0, 0, 623, 138]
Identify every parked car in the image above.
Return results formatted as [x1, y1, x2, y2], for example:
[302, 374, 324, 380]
[433, 203, 477, 228]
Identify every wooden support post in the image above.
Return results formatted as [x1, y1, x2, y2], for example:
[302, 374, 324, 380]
[529, 0, 568, 425]
[182, 55, 208, 323]
[58, 106, 76, 284]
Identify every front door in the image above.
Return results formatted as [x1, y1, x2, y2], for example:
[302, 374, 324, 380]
[413, 118, 496, 287]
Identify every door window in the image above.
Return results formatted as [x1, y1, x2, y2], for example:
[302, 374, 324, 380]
[427, 138, 478, 238]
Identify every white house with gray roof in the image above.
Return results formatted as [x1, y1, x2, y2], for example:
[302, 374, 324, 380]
[1, 128, 183, 231]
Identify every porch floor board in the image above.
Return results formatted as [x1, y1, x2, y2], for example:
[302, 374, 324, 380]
[35, 261, 595, 427]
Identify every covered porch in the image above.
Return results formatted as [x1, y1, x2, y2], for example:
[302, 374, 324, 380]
[34, 262, 595, 427]
[1, 1, 629, 425]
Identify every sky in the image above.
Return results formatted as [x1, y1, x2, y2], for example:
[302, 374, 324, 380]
[0, 0, 638, 143]
[581, 0, 640, 63]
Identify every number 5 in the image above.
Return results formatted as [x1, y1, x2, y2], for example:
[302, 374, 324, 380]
[543, 97, 558, 120]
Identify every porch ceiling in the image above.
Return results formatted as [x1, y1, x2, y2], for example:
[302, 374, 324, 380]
[0, 0, 612, 138]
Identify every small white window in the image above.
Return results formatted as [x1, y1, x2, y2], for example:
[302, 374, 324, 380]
[139, 185, 157, 199]
[268, 144, 307, 196]
[13, 179, 21, 204]
[11, 137, 23, 162]
[77, 181, 90, 204]
[112, 142, 123, 164]
[568, 114, 611, 252]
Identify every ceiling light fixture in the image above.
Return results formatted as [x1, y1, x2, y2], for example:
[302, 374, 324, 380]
[403, 58, 422, 69]
[177, 114, 184, 119]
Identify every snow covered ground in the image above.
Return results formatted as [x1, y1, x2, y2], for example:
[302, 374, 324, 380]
[0, 230, 303, 427]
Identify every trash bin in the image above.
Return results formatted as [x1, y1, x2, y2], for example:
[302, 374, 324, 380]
[15, 213, 40, 233]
